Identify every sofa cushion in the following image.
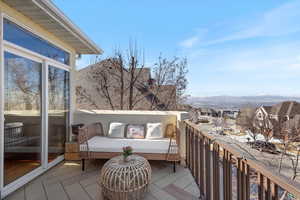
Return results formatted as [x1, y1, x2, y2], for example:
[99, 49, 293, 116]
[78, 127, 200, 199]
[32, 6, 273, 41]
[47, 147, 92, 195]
[126, 124, 145, 139]
[80, 136, 170, 154]
[146, 123, 163, 139]
[108, 122, 126, 138]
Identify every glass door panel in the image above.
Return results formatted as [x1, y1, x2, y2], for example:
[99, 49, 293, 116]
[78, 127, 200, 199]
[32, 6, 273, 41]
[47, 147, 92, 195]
[4, 52, 42, 185]
[48, 66, 69, 162]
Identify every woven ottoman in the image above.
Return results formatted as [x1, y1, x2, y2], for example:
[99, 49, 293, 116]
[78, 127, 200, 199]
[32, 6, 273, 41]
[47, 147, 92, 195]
[100, 155, 152, 200]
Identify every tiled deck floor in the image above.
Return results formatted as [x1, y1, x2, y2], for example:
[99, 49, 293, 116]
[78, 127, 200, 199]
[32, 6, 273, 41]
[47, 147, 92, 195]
[5, 160, 200, 200]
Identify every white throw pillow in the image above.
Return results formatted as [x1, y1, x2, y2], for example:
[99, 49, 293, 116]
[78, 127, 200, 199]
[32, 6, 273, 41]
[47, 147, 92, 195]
[146, 123, 163, 139]
[108, 122, 126, 138]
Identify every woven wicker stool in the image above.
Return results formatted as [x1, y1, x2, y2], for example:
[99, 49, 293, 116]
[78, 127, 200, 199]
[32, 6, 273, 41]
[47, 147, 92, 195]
[100, 155, 152, 200]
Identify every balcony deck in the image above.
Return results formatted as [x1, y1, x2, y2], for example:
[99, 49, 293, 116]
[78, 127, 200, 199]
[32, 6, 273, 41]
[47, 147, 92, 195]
[4, 160, 199, 200]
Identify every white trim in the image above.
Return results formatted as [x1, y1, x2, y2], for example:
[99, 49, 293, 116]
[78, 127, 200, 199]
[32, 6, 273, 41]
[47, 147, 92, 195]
[4, 42, 43, 63]
[1, 155, 64, 198]
[3, 13, 72, 57]
[69, 68, 74, 142]
[47, 59, 70, 72]
[0, 10, 4, 192]
[32, 0, 102, 54]
[42, 60, 49, 168]
[2, 166, 43, 198]
[47, 155, 64, 169]
[4, 41, 71, 71]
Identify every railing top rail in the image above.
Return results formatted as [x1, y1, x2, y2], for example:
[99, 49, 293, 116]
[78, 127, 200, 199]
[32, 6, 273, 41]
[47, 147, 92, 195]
[184, 120, 300, 198]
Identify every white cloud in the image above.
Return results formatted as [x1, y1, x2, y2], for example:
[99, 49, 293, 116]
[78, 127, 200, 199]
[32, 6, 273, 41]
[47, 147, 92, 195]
[192, 41, 300, 73]
[179, 36, 199, 48]
[180, 1, 300, 96]
[180, 1, 300, 47]
[185, 40, 300, 96]
[211, 1, 300, 44]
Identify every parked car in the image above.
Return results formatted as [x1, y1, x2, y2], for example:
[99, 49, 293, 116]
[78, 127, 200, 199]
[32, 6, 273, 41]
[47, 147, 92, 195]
[247, 140, 280, 154]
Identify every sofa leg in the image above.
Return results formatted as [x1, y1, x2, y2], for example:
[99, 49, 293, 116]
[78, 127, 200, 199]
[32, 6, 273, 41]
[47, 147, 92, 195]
[173, 161, 176, 173]
[82, 159, 85, 171]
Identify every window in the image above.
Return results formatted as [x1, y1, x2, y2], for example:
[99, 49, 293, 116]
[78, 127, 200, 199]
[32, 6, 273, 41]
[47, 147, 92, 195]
[1, 16, 72, 192]
[3, 18, 70, 65]
[48, 66, 70, 162]
[4, 52, 42, 185]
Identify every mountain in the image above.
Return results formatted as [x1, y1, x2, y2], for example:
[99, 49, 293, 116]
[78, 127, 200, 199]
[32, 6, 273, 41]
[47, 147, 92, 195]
[186, 95, 300, 109]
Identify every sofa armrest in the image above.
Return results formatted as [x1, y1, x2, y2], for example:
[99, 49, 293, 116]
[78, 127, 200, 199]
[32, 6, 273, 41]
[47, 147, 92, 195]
[165, 124, 180, 161]
[78, 122, 104, 151]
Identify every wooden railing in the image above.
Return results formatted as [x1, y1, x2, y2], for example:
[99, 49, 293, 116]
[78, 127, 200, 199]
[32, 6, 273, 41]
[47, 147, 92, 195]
[184, 120, 300, 200]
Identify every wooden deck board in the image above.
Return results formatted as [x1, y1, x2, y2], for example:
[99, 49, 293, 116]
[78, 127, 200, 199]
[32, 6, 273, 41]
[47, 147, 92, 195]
[43, 181, 69, 200]
[64, 183, 92, 200]
[24, 181, 47, 200]
[4, 160, 199, 200]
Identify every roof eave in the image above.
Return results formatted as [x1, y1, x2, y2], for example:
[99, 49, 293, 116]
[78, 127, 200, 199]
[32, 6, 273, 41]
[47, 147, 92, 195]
[34, 0, 103, 54]
[3, 0, 103, 55]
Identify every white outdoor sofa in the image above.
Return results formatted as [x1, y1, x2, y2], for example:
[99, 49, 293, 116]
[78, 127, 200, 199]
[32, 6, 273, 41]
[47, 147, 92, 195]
[78, 122, 180, 172]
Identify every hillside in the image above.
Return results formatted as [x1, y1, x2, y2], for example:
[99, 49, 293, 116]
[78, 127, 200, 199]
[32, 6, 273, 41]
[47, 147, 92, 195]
[186, 95, 300, 109]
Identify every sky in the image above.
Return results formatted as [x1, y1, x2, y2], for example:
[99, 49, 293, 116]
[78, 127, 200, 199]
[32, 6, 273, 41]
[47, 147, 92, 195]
[53, 0, 300, 97]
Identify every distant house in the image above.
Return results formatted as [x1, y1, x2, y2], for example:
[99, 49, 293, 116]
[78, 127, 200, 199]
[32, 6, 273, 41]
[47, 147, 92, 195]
[238, 101, 300, 139]
[222, 109, 239, 119]
[269, 101, 300, 121]
[253, 101, 300, 123]
[76, 59, 177, 110]
[254, 106, 272, 121]
[199, 108, 218, 117]
[283, 114, 300, 130]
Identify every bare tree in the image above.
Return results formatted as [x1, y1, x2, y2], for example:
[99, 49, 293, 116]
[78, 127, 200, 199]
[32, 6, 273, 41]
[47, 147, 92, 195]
[78, 43, 147, 110]
[277, 119, 300, 175]
[76, 43, 188, 111]
[212, 117, 224, 134]
[126, 44, 146, 110]
[276, 122, 300, 200]
[243, 114, 260, 142]
[254, 114, 273, 143]
[76, 86, 100, 109]
[8, 60, 41, 110]
[150, 55, 188, 110]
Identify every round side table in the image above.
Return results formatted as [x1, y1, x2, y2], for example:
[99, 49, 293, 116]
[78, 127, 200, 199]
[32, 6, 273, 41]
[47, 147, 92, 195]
[99, 155, 152, 200]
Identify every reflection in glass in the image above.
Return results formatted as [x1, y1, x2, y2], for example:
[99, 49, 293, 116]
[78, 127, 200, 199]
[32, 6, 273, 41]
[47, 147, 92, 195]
[3, 18, 70, 65]
[4, 52, 42, 185]
[48, 66, 69, 162]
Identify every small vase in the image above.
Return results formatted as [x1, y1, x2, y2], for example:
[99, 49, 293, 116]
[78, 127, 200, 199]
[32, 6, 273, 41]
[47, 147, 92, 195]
[123, 155, 129, 162]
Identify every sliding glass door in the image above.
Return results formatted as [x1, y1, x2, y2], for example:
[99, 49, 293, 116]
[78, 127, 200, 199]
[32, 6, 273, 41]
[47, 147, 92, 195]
[4, 52, 42, 185]
[48, 66, 70, 162]
[1, 17, 71, 196]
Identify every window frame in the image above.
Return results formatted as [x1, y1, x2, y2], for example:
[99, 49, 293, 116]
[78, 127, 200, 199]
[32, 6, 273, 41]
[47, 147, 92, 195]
[3, 14, 72, 69]
[47, 64, 70, 163]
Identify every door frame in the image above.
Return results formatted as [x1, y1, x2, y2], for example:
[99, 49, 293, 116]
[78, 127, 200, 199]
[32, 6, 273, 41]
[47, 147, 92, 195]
[0, 13, 71, 198]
